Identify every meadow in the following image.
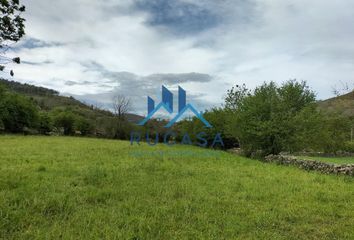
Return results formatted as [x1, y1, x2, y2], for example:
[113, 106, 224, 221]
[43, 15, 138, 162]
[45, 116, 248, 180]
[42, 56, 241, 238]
[1, 136, 354, 239]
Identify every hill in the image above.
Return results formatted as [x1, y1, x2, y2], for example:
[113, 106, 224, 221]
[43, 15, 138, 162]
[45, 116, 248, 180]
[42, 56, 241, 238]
[0, 135, 354, 239]
[0, 79, 143, 139]
[0, 78, 144, 122]
[0, 78, 113, 117]
[318, 90, 354, 118]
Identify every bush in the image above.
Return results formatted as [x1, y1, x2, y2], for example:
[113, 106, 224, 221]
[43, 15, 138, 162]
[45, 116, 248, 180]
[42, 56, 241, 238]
[74, 116, 93, 136]
[344, 142, 354, 153]
[50, 108, 96, 136]
[0, 92, 39, 133]
[51, 110, 76, 135]
[226, 80, 317, 156]
[38, 112, 52, 134]
[175, 108, 238, 149]
[319, 114, 351, 153]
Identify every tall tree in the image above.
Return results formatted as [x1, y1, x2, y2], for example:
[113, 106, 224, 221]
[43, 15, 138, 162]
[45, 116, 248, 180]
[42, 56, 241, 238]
[0, 0, 26, 76]
[225, 80, 319, 156]
[112, 94, 131, 120]
[111, 94, 133, 139]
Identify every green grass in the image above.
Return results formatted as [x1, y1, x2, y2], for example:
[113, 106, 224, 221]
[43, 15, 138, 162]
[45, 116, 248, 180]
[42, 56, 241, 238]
[1, 136, 354, 239]
[297, 156, 354, 165]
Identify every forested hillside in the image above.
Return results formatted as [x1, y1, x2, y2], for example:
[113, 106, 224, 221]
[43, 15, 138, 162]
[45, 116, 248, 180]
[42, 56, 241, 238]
[0, 78, 142, 138]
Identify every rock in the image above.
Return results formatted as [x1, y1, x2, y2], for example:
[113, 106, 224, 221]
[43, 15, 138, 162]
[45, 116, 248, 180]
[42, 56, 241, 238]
[263, 154, 354, 177]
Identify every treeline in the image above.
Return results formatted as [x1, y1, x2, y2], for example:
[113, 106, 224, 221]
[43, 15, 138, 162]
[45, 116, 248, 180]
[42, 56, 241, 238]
[1, 79, 353, 156]
[0, 79, 59, 96]
[0, 83, 138, 138]
[176, 80, 354, 156]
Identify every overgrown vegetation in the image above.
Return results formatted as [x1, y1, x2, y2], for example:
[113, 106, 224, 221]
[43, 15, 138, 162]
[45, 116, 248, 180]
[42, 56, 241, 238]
[0, 79, 142, 138]
[225, 80, 352, 156]
[1, 78, 353, 155]
[180, 80, 353, 156]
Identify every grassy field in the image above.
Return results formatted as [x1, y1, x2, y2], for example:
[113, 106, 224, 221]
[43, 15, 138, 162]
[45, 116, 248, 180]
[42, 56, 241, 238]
[297, 156, 354, 165]
[1, 136, 354, 239]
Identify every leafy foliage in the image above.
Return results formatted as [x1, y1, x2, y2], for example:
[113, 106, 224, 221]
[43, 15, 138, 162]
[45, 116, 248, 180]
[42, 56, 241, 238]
[225, 80, 351, 156]
[0, 89, 38, 132]
[0, 0, 25, 42]
[0, 79, 140, 138]
[38, 111, 52, 134]
[51, 109, 76, 135]
[224, 83, 250, 111]
[0, 0, 26, 76]
[175, 107, 238, 148]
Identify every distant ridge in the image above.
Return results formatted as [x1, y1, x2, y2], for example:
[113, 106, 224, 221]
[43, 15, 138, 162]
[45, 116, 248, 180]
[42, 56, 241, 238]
[0, 79, 59, 96]
[318, 90, 354, 117]
[0, 78, 144, 123]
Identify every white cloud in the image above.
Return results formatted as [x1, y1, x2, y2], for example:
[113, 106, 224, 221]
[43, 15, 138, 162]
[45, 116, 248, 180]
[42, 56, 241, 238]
[2, 0, 353, 112]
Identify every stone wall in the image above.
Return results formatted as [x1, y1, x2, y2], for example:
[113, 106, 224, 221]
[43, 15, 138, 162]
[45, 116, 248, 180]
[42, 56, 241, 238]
[264, 155, 354, 176]
[288, 151, 354, 158]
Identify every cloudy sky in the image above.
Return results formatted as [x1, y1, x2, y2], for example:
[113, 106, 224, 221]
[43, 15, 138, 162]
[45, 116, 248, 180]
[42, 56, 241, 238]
[2, 0, 354, 114]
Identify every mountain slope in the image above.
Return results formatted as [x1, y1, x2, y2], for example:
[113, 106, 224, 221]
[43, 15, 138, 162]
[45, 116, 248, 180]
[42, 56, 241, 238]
[0, 78, 143, 123]
[318, 90, 354, 117]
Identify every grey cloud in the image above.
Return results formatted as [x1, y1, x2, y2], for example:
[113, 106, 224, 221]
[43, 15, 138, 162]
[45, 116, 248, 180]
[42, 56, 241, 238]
[133, 0, 257, 36]
[17, 38, 64, 50]
[64, 81, 79, 86]
[134, 0, 220, 35]
[13, 0, 354, 103]
[22, 60, 54, 66]
[73, 86, 213, 116]
[145, 73, 212, 84]
[64, 80, 94, 86]
[69, 61, 215, 114]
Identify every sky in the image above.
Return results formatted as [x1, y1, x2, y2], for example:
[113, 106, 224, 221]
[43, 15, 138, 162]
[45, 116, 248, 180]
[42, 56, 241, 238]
[2, 0, 354, 115]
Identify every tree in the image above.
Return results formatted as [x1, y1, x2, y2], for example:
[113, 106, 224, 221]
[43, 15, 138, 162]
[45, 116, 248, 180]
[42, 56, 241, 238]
[111, 94, 132, 139]
[51, 110, 76, 135]
[112, 94, 131, 120]
[0, 0, 26, 76]
[226, 80, 318, 156]
[175, 108, 238, 148]
[38, 111, 52, 134]
[0, 92, 39, 132]
[224, 83, 250, 111]
[75, 116, 93, 136]
[320, 114, 351, 153]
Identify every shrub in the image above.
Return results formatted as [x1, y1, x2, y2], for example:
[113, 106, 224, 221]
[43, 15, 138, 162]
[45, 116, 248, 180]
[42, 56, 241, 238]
[51, 110, 76, 135]
[0, 93, 39, 133]
[74, 116, 93, 136]
[38, 112, 52, 134]
[225, 80, 317, 156]
[344, 142, 354, 153]
[175, 108, 238, 149]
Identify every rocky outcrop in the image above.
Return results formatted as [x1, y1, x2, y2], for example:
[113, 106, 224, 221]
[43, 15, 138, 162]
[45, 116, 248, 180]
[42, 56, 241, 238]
[264, 155, 354, 176]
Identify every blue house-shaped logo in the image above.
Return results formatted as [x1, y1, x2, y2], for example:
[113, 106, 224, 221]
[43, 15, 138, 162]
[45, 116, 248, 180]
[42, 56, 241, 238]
[138, 86, 212, 128]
